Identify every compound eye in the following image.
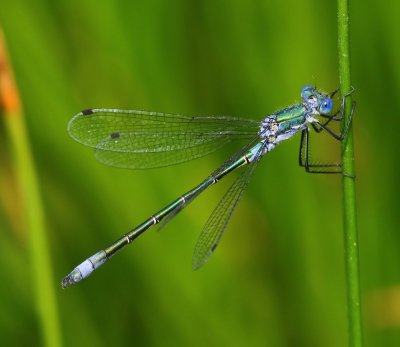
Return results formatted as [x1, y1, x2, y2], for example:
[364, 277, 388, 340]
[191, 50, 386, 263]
[320, 98, 333, 114]
[301, 85, 315, 99]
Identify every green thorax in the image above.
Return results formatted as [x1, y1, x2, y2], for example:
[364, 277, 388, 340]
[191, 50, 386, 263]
[274, 104, 307, 134]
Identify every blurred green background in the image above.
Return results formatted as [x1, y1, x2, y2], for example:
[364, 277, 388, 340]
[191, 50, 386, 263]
[0, 0, 399, 346]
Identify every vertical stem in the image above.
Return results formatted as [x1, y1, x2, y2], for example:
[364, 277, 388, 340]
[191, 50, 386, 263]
[337, 1, 363, 347]
[0, 29, 63, 347]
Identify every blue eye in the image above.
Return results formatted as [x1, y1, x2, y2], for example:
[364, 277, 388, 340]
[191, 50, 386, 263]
[320, 98, 333, 114]
[301, 85, 315, 99]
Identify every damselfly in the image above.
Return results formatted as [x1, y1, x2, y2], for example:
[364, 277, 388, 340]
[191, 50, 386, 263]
[61, 85, 353, 288]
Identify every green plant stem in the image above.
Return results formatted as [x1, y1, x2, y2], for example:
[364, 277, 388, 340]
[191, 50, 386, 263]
[337, 1, 363, 347]
[0, 31, 62, 347]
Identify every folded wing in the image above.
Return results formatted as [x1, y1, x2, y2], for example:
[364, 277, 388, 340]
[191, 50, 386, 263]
[68, 109, 259, 169]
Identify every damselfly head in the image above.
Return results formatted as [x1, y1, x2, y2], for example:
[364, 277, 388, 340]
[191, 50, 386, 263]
[301, 85, 334, 115]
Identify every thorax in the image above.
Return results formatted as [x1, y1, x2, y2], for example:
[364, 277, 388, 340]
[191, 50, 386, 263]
[259, 104, 308, 144]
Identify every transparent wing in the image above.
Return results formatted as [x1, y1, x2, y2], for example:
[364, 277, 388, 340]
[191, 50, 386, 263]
[157, 135, 262, 231]
[68, 108, 259, 169]
[192, 143, 265, 270]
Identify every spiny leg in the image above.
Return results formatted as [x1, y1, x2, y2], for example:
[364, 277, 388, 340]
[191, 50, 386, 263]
[299, 88, 356, 174]
[311, 86, 355, 133]
[311, 111, 342, 133]
[313, 101, 355, 141]
[298, 127, 341, 174]
[314, 87, 356, 140]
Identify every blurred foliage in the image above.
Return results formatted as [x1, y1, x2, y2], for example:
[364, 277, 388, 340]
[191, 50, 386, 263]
[0, 0, 399, 346]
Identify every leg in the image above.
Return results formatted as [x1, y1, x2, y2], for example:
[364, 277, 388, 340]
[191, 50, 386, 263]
[298, 128, 342, 174]
[313, 86, 356, 137]
[312, 110, 342, 133]
[315, 98, 356, 140]
[299, 87, 356, 175]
